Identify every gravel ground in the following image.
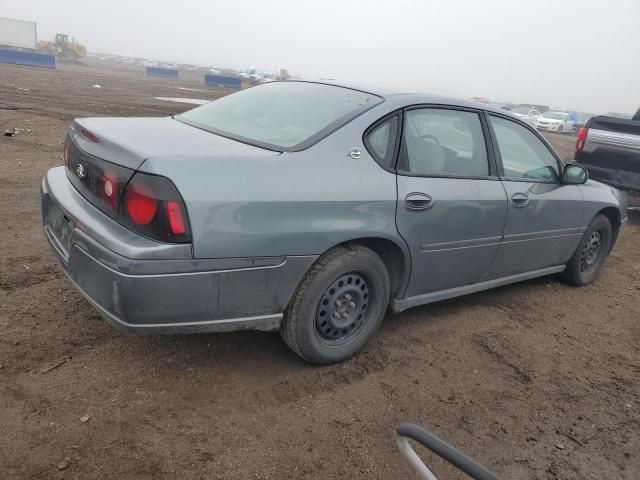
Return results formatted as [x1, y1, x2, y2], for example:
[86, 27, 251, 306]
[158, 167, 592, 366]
[1, 61, 639, 480]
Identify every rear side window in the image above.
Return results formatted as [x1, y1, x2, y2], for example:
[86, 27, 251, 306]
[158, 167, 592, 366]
[399, 108, 489, 177]
[489, 115, 560, 181]
[364, 115, 399, 169]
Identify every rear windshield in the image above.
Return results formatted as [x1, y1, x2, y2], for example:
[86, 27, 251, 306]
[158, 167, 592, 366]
[176, 82, 381, 150]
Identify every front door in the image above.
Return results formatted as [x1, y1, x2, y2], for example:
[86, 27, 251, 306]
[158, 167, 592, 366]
[394, 107, 508, 297]
[486, 114, 583, 278]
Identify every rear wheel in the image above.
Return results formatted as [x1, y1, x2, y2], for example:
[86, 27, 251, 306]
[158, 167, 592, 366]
[561, 214, 612, 286]
[280, 244, 390, 365]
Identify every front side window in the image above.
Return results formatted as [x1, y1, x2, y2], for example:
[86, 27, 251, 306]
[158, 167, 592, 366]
[489, 115, 560, 181]
[399, 108, 489, 177]
[364, 115, 399, 168]
[176, 82, 381, 149]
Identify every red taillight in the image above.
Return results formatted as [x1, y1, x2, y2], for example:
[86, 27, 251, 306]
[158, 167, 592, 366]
[101, 171, 119, 209]
[166, 201, 186, 234]
[63, 136, 70, 168]
[81, 129, 99, 143]
[125, 183, 158, 225]
[576, 127, 589, 152]
[121, 172, 191, 243]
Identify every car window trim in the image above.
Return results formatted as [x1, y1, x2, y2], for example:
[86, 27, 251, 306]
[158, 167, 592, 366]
[362, 110, 403, 172]
[395, 104, 500, 180]
[484, 111, 565, 184]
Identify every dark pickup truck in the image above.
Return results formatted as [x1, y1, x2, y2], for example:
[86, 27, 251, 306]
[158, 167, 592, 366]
[574, 108, 640, 193]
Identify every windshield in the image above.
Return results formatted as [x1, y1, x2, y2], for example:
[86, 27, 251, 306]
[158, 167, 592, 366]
[543, 112, 566, 120]
[511, 108, 530, 115]
[176, 82, 381, 150]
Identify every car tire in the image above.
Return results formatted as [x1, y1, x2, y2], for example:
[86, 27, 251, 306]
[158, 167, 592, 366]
[280, 244, 390, 365]
[560, 214, 612, 286]
[557, 125, 564, 134]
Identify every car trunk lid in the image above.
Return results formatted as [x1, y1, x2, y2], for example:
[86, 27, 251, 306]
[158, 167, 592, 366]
[70, 116, 279, 169]
[65, 116, 279, 221]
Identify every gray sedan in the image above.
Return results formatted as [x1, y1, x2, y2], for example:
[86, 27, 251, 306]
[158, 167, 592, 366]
[41, 81, 627, 364]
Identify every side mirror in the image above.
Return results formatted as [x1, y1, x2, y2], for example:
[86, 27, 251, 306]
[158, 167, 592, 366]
[563, 164, 589, 184]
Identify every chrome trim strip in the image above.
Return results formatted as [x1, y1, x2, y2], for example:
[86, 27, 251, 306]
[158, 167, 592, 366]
[421, 228, 582, 252]
[421, 236, 502, 252]
[75, 244, 288, 279]
[502, 227, 580, 243]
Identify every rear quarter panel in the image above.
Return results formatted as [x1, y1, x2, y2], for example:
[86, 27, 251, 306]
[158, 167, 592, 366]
[139, 102, 406, 260]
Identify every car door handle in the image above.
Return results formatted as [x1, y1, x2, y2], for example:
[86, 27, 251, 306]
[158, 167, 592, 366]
[405, 192, 434, 210]
[511, 192, 530, 207]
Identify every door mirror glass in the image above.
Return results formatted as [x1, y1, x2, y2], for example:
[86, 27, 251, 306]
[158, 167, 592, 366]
[563, 164, 589, 184]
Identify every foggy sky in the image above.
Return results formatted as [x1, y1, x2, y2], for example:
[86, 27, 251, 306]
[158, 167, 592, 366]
[2, 0, 639, 113]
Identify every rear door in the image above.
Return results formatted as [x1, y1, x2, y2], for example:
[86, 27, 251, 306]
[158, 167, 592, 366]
[393, 106, 508, 297]
[486, 114, 583, 278]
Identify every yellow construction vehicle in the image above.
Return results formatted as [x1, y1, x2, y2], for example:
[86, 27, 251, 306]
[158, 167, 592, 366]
[37, 34, 86, 60]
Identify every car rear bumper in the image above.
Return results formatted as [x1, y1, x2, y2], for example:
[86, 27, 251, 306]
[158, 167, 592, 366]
[41, 167, 317, 334]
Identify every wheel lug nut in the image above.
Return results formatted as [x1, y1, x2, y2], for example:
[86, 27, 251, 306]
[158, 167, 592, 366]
[333, 311, 342, 319]
[349, 302, 356, 309]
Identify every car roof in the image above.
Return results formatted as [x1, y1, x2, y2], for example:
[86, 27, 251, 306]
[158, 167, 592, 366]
[286, 79, 514, 117]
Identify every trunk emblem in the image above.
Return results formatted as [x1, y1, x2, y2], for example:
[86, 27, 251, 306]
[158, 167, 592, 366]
[76, 163, 87, 179]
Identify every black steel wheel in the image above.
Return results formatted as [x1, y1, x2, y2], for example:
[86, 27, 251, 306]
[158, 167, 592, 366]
[314, 272, 371, 345]
[281, 244, 391, 365]
[561, 214, 612, 286]
[579, 230, 603, 273]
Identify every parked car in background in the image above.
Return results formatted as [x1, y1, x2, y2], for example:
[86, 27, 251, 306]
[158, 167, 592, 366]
[42, 81, 627, 364]
[536, 111, 575, 134]
[519, 104, 550, 114]
[510, 107, 541, 126]
[575, 111, 640, 193]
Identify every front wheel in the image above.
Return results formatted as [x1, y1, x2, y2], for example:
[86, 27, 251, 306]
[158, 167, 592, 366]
[561, 214, 612, 286]
[280, 244, 390, 365]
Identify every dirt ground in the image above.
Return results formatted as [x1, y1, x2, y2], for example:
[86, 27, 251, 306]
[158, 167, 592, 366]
[1, 60, 639, 480]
